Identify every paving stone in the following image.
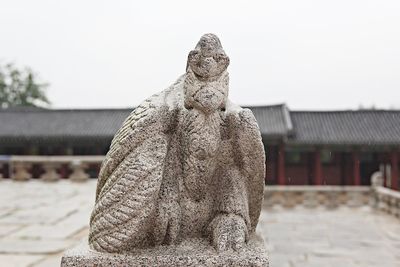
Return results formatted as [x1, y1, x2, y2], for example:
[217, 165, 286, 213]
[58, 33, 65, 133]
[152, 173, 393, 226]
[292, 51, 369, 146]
[31, 255, 62, 267]
[11, 208, 91, 240]
[0, 207, 15, 218]
[264, 207, 400, 267]
[0, 202, 81, 224]
[11, 223, 84, 240]
[0, 239, 74, 254]
[269, 252, 305, 267]
[0, 254, 44, 267]
[0, 225, 22, 237]
[296, 256, 357, 267]
[0, 180, 399, 267]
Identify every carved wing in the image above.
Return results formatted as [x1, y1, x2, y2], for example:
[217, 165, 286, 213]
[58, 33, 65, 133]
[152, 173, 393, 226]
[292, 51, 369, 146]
[89, 92, 171, 252]
[230, 108, 266, 232]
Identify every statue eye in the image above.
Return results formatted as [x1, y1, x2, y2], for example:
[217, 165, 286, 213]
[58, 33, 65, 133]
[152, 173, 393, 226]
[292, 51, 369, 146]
[214, 53, 225, 61]
[188, 50, 200, 60]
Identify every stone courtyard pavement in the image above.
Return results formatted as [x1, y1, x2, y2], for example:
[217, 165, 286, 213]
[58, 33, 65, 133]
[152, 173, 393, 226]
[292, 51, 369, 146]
[259, 206, 400, 267]
[0, 180, 398, 267]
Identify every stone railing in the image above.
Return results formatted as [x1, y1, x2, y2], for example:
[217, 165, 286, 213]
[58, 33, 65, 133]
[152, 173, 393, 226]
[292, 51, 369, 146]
[264, 186, 372, 209]
[0, 155, 105, 182]
[373, 186, 400, 218]
[264, 185, 400, 219]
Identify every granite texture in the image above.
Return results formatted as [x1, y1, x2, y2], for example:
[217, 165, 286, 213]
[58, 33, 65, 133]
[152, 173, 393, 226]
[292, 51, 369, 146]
[63, 33, 267, 266]
[62, 234, 268, 267]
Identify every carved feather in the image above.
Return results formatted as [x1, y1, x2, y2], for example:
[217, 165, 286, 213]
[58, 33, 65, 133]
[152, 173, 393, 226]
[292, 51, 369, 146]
[229, 108, 266, 232]
[95, 93, 162, 201]
[89, 92, 172, 252]
[89, 135, 168, 252]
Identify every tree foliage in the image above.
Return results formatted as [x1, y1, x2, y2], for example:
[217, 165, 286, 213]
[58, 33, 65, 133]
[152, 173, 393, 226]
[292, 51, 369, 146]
[0, 63, 50, 108]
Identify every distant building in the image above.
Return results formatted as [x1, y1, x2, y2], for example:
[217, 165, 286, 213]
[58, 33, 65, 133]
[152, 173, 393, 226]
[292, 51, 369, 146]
[0, 105, 399, 189]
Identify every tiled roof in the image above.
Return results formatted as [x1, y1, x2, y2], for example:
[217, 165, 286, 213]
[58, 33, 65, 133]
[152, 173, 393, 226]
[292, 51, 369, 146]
[1, 106, 400, 146]
[247, 104, 293, 138]
[0, 105, 291, 144]
[0, 108, 131, 143]
[289, 110, 400, 145]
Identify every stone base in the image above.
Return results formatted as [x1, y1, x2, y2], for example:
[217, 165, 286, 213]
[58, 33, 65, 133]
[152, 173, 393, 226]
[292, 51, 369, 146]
[61, 234, 268, 267]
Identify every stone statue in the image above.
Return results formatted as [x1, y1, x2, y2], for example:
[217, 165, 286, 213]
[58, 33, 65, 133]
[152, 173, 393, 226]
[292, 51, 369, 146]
[62, 33, 268, 267]
[89, 33, 265, 252]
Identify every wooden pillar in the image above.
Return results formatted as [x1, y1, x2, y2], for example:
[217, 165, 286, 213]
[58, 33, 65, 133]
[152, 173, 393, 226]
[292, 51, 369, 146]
[383, 161, 388, 188]
[352, 152, 361, 186]
[277, 144, 285, 185]
[340, 153, 346, 186]
[307, 152, 313, 185]
[391, 151, 399, 190]
[314, 149, 322, 185]
[382, 153, 388, 187]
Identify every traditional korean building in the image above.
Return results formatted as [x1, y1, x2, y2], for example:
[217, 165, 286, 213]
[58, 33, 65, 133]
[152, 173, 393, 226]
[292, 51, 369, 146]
[0, 105, 399, 189]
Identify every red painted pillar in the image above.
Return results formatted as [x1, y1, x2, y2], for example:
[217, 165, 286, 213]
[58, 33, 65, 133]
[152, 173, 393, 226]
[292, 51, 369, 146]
[314, 150, 322, 185]
[352, 152, 361, 186]
[277, 144, 285, 185]
[383, 163, 387, 187]
[391, 151, 399, 190]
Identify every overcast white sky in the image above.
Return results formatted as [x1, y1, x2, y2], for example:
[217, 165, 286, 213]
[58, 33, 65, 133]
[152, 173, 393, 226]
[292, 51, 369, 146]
[1, 0, 399, 110]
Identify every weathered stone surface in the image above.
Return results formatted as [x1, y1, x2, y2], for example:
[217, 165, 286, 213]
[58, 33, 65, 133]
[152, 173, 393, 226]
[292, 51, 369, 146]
[61, 33, 267, 266]
[87, 33, 266, 257]
[61, 234, 268, 267]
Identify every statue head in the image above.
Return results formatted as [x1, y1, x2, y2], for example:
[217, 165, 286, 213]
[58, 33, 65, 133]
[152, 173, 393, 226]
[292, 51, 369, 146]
[187, 33, 230, 80]
[184, 34, 230, 114]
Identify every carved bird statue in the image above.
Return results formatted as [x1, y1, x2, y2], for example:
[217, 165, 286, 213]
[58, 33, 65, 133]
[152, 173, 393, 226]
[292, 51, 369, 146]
[89, 33, 266, 253]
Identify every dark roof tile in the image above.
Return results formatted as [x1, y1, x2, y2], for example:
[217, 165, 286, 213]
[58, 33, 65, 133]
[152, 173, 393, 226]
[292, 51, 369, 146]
[0, 108, 131, 143]
[1, 106, 400, 146]
[289, 110, 400, 145]
[247, 104, 293, 137]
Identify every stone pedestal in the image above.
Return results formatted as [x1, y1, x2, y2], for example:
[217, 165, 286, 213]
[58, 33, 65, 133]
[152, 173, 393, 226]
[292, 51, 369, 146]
[61, 234, 268, 267]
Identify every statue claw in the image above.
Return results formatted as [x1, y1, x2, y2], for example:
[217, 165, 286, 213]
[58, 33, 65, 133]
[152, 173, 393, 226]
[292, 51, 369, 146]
[209, 213, 248, 252]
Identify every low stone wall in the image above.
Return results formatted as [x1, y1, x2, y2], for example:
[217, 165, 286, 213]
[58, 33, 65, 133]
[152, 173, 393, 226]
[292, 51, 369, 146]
[0, 155, 105, 181]
[373, 186, 400, 218]
[264, 185, 400, 219]
[264, 186, 372, 209]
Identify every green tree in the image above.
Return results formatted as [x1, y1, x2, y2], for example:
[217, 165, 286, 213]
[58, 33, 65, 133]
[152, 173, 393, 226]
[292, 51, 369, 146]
[0, 63, 50, 108]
